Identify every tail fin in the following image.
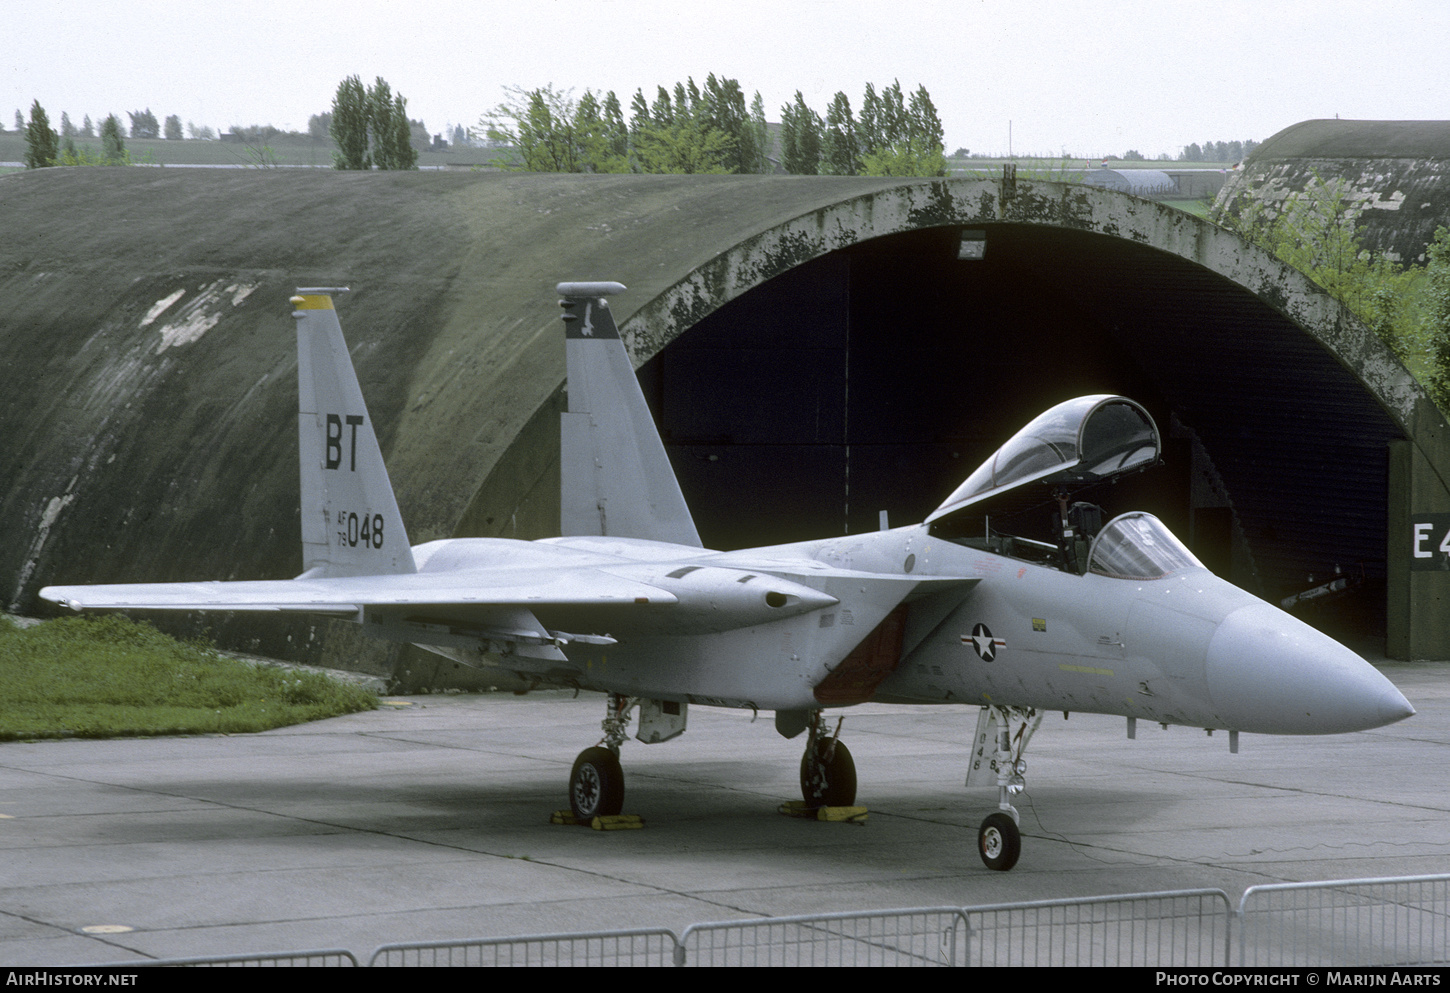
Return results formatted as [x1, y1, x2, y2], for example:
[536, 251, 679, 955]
[291, 289, 416, 577]
[558, 282, 702, 547]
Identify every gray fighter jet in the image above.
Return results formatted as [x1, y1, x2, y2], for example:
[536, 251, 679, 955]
[41, 283, 1414, 871]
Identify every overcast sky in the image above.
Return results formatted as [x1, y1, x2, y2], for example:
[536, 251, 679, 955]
[9, 0, 1449, 159]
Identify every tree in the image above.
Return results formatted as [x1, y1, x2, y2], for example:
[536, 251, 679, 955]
[859, 141, 946, 177]
[905, 84, 945, 175]
[858, 83, 881, 159]
[1425, 227, 1450, 410]
[908, 86, 942, 146]
[307, 113, 331, 141]
[99, 114, 126, 164]
[381, 97, 419, 168]
[80, 114, 94, 138]
[876, 81, 910, 151]
[330, 75, 371, 169]
[650, 86, 674, 128]
[628, 88, 650, 146]
[23, 101, 58, 168]
[164, 114, 183, 140]
[748, 93, 770, 173]
[628, 76, 739, 175]
[700, 74, 757, 174]
[822, 92, 858, 175]
[780, 91, 822, 174]
[127, 109, 159, 139]
[13, 109, 23, 132]
[481, 84, 581, 171]
[601, 91, 629, 162]
[633, 117, 733, 174]
[847, 81, 945, 177]
[364, 78, 418, 170]
[570, 90, 628, 173]
[60, 112, 75, 137]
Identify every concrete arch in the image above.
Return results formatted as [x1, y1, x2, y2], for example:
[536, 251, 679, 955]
[622, 177, 1422, 427]
[468, 176, 1450, 657]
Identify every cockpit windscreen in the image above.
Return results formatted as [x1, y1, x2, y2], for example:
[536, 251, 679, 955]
[1088, 512, 1203, 580]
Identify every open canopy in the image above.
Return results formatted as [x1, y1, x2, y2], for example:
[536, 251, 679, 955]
[926, 395, 1161, 524]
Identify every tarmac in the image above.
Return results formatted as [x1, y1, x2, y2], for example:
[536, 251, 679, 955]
[1, 660, 1446, 966]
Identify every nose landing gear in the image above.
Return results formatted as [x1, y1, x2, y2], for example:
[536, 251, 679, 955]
[967, 705, 1041, 871]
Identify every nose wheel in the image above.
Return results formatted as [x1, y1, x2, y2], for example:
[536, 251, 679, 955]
[967, 705, 1040, 871]
[977, 811, 1021, 871]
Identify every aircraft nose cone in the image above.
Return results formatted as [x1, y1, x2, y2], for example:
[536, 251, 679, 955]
[1205, 602, 1414, 734]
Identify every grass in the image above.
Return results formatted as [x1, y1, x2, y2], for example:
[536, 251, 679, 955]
[1163, 198, 1215, 218]
[0, 614, 377, 740]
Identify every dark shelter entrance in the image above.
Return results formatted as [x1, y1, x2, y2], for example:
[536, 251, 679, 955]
[639, 224, 1402, 644]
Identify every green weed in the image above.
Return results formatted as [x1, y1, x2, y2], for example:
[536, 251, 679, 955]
[0, 615, 376, 739]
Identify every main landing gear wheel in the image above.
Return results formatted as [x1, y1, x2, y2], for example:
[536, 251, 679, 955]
[570, 747, 624, 820]
[978, 812, 1021, 872]
[800, 737, 857, 807]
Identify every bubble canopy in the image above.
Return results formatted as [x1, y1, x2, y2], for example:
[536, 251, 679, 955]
[926, 395, 1161, 524]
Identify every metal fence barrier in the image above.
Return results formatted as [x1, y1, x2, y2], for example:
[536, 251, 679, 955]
[367, 928, 678, 967]
[962, 889, 1233, 967]
[94, 948, 360, 966]
[1239, 874, 1450, 966]
[678, 907, 968, 967]
[79, 873, 1450, 966]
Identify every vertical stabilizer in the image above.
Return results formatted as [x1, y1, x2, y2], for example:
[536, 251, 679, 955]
[292, 290, 416, 577]
[558, 282, 702, 547]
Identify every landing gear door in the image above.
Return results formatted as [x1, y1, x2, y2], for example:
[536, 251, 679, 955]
[636, 699, 687, 744]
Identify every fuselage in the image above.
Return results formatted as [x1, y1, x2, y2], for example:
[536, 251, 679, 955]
[401, 519, 1412, 736]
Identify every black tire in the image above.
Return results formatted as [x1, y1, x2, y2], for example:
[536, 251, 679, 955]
[570, 747, 624, 819]
[799, 737, 857, 807]
[978, 811, 1021, 871]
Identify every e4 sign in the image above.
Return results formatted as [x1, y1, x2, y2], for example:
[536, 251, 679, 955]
[1410, 514, 1450, 570]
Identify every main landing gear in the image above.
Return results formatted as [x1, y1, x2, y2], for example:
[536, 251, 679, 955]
[569, 694, 632, 819]
[800, 713, 857, 807]
[967, 705, 1042, 871]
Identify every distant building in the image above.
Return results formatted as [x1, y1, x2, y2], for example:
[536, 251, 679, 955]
[1081, 169, 1179, 197]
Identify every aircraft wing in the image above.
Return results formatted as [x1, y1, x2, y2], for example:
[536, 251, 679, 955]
[38, 568, 679, 616]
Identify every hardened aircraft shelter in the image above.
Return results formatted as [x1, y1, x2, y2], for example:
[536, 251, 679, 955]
[2, 166, 1447, 679]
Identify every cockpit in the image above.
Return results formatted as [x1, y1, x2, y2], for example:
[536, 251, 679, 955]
[927, 396, 1203, 579]
[1085, 511, 1202, 579]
